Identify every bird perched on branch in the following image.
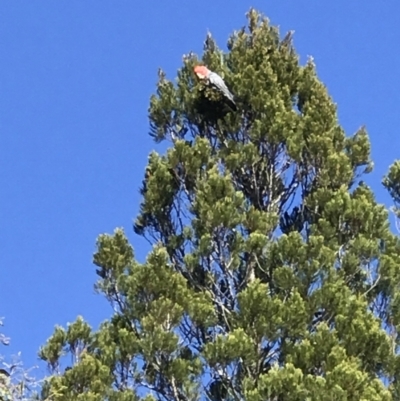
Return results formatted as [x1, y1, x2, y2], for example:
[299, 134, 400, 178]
[194, 65, 237, 111]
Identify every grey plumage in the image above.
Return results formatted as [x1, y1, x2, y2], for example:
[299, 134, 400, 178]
[207, 71, 237, 110]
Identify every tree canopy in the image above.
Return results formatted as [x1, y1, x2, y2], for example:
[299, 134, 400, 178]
[38, 8, 400, 401]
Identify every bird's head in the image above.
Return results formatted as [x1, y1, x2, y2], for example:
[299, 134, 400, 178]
[194, 65, 209, 79]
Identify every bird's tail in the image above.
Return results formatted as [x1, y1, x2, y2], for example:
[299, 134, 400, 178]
[227, 98, 237, 111]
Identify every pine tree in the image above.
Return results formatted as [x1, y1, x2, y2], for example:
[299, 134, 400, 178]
[39, 9, 400, 401]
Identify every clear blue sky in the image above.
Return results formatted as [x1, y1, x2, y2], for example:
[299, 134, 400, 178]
[1, 0, 399, 375]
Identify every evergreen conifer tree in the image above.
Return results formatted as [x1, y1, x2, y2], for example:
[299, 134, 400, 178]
[39, 9, 400, 401]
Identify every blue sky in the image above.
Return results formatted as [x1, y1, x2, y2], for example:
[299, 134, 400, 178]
[1, 0, 399, 376]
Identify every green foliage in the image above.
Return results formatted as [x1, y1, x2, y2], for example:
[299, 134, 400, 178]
[40, 8, 400, 401]
[383, 161, 400, 225]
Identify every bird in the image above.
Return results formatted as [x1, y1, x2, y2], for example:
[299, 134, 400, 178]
[193, 65, 237, 111]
